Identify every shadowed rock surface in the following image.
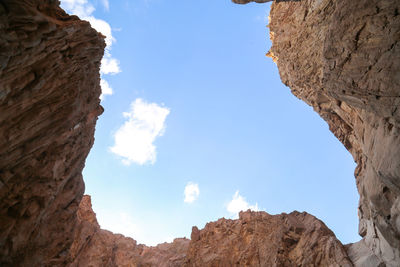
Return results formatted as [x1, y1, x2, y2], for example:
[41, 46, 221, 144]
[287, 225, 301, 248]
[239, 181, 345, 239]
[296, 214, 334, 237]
[0, 0, 399, 266]
[268, 0, 400, 265]
[0, 0, 104, 265]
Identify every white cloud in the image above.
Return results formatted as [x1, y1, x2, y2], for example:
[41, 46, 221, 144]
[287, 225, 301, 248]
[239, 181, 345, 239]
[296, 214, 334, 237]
[184, 182, 200, 203]
[110, 99, 170, 165]
[100, 79, 113, 100]
[227, 191, 259, 217]
[61, 0, 94, 18]
[60, 0, 120, 101]
[101, 51, 121, 75]
[101, 0, 109, 11]
[100, 211, 139, 239]
[87, 16, 115, 47]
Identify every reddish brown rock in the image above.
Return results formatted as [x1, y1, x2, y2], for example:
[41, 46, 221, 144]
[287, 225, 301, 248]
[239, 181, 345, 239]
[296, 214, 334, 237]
[1, 0, 399, 266]
[71, 197, 350, 267]
[184, 210, 352, 266]
[267, 0, 400, 265]
[0, 0, 104, 265]
[69, 195, 190, 267]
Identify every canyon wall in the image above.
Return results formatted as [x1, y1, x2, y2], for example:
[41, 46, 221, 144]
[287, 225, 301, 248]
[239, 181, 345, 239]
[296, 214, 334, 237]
[0, 0, 399, 266]
[69, 195, 189, 266]
[267, 0, 400, 265]
[0, 0, 105, 265]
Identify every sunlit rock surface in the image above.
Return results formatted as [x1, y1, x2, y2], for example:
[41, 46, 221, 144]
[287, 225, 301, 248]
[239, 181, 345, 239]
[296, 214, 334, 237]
[70, 196, 189, 266]
[268, 0, 400, 265]
[184, 211, 352, 266]
[71, 196, 351, 266]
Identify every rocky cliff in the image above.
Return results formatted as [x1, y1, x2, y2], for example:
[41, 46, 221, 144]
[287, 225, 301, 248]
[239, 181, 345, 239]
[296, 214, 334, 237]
[69, 195, 189, 266]
[185, 210, 351, 266]
[267, 0, 400, 265]
[0, 0, 399, 266]
[70, 196, 350, 266]
[0, 0, 104, 265]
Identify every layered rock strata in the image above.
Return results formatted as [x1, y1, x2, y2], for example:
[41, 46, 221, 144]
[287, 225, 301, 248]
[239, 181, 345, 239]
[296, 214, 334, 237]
[0, 0, 105, 265]
[267, 0, 400, 265]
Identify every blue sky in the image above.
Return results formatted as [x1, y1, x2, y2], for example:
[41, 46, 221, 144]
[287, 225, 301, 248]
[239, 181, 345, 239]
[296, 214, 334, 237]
[61, 0, 360, 246]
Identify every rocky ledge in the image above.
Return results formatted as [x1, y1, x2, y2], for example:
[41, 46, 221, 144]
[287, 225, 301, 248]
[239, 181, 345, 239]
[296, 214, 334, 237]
[0, 0, 399, 266]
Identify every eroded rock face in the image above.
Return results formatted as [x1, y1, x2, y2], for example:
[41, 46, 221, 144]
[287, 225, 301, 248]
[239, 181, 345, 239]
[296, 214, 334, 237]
[69, 195, 190, 267]
[184, 211, 352, 266]
[1, 0, 399, 266]
[267, 0, 400, 265]
[0, 0, 104, 265]
[71, 196, 351, 267]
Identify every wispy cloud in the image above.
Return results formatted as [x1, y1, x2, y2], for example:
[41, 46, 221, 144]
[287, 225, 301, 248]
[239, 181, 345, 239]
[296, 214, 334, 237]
[110, 99, 170, 165]
[101, 0, 109, 11]
[100, 211, 139, 239]
[184, 182, 200, 203]
[98, 210, 174, 246]
[227, 190, 259, 218]
[60, 0, 120, 100]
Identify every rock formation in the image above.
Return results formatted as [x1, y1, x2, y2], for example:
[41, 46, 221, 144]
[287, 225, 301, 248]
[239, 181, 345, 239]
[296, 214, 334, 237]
[0, 0, 399, 266]
[0, 0, 104, 265]
[267, 0, 400, 265]
[69, 196, 350, 266]
[69, 195, 189, 266]
[184, 211, 352, 266]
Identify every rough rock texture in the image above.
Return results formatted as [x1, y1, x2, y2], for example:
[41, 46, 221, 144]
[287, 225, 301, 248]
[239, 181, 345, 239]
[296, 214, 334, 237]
[184, 211, 352, 266]
[267, 0, 400, 265]
[0, 0, 105, 265]
[71, 197, 351, 267]
[69, 195, 190, 267]
[1, 0, 399, 266]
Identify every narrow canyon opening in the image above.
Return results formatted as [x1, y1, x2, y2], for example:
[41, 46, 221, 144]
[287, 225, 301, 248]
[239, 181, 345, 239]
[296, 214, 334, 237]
[1, 0, 398, 266]
[74, 0, 360, 247]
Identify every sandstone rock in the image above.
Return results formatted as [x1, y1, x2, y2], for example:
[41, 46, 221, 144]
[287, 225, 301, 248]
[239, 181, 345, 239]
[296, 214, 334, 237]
[0, 0, 104, 265]
[69, 195, 190, 267]
[1, 0, 399, 265]
[184, 210, 352, 266]
[268, 0, 400, 265]
[71, 197, 351, 267]
[345, 239, 382, 267]
[138, 238, 191, 267]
